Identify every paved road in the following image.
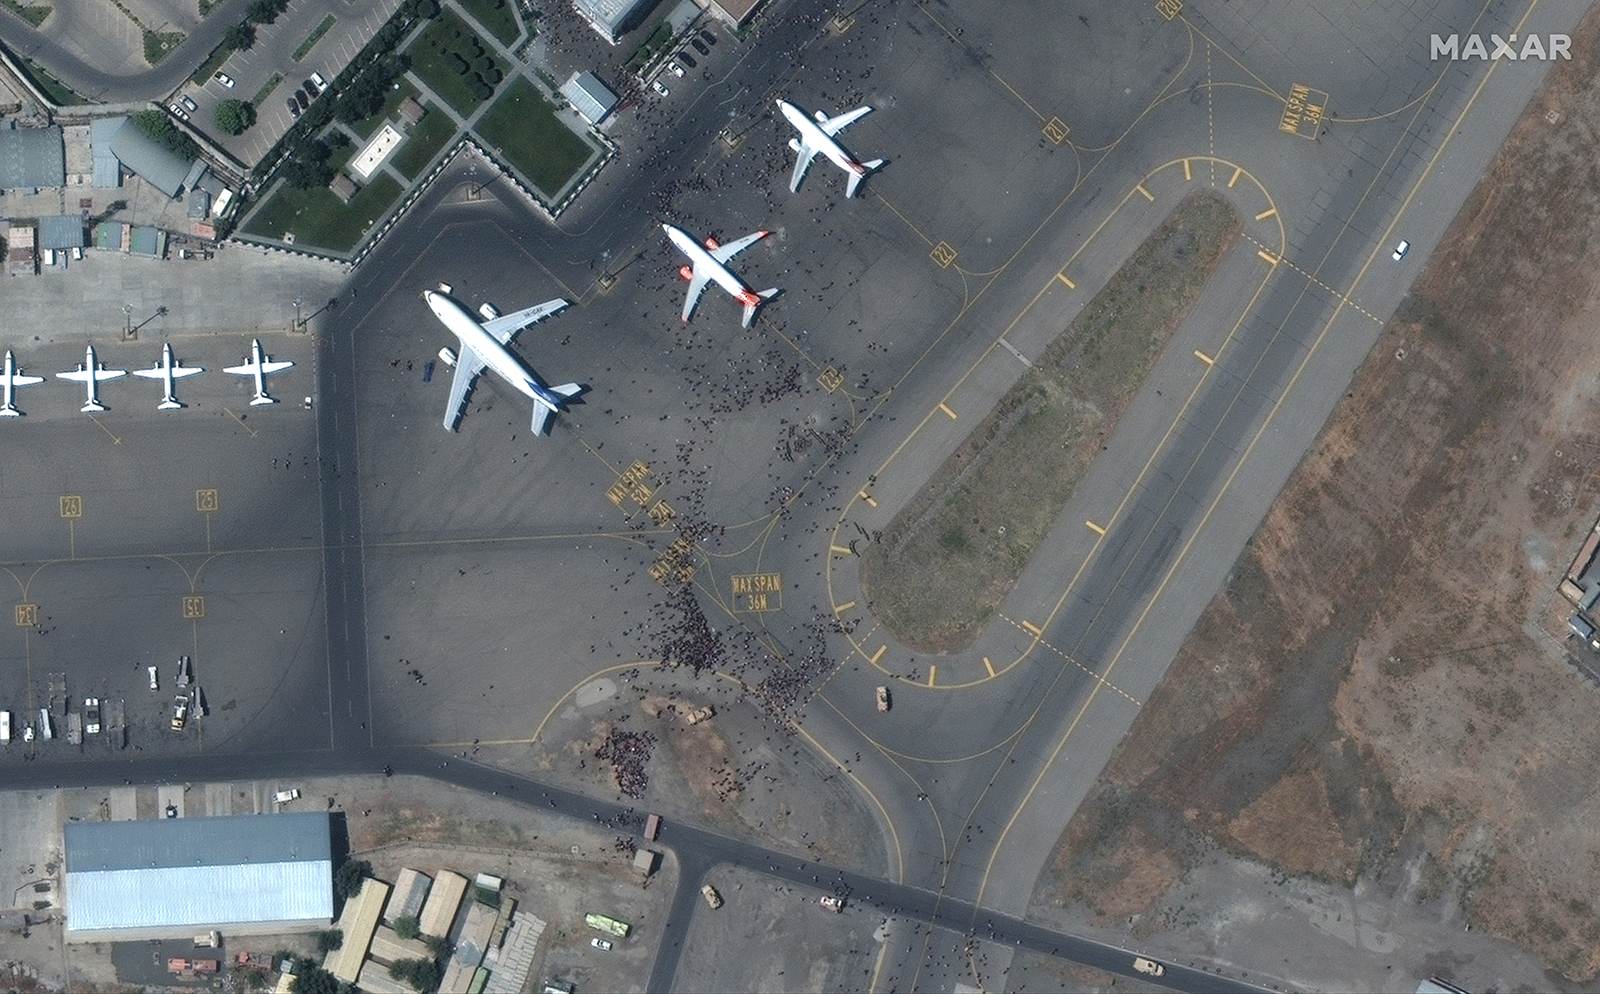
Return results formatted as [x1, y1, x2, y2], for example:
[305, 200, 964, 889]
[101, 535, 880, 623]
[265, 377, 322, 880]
[3, 743, 1270, 994]
[0, 0, 260, 103]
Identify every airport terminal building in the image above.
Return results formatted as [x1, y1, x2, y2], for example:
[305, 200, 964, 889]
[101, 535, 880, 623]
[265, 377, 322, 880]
[64, 812, 334, 942]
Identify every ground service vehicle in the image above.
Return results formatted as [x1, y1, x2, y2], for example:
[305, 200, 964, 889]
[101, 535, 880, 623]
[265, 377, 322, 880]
[820, 896, 843, 912]
[0, 711, 9, 743]
[590, 937, 612, 951]
[85, 698, 100, 734]
[700, 884, 723, 909]
[644, 813, 661, 840]
[149, 665, 158, 691]
[876, 686, 890, 711]
[274, 788, 301, 803]
[171, 694, 189, 731]
[584, 913, 630, 938]
[1133, 957, 1165, 977]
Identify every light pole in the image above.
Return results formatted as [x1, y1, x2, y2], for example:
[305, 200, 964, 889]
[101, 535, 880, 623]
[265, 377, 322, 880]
[292, 296, 303, 332]
[121, 304, 132, 340]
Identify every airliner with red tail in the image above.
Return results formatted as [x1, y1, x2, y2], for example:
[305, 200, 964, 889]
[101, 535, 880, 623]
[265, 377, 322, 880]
[663, 222, 780, 328]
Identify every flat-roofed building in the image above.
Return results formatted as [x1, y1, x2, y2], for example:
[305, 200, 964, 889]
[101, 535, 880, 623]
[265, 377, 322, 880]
[323, 876, 390, 983]
[561, 71, 618, 125]
[701, 0, 763, 28]
[439, 900, 496, 994]
[573, 0, 660, 43]
[369, 923, 432, 966]
[386, 868, 432, 925]
[418, 869, 467, 938]
[0, 124, 64, 190]
[63, 813, 333, 942]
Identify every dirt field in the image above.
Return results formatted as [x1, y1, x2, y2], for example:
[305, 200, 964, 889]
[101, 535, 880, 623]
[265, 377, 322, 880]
[860, 191, 1239, 651]
[1031, 9, 1600, 987]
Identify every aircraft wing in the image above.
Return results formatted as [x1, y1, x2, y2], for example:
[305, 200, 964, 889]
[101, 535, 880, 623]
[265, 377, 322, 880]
[821, 105, 872, 136]
[531, 403, 554, 436]
[441, 347, 487, 430]
[59, 367, 124, 382]
[131, 366, 165, 380]
[171, 365, 204, 378]
[482, 299, 568, 344]
[710, 230, 767, 264]
[12, 373, 43, 386]
[788, 138, 816, 193]
[681, 268, 711, 323]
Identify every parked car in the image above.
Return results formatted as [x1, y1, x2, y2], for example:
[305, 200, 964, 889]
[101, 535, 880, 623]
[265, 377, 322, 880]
[214, 71, 234, 88]
[273, 787, 301, 803]
[148, 665, 159, 691]
[652, 80, 670, 97]
[1133, 957, 1165, 978]
[309, 70, 327, 92]
[699, 29, 717, 44]
[590, 938, 612, 951]
[300, 79, 319, 102]
[678, 50, 697, 68]
[1391, 238, 1410, 261]
[295, 90, 310, 112]
[691, 37, 710, 55]
[181, 95, 198, 112]
[668, 61, 685, 77]
[287, 97, 301, 119]
[168, 102, 189, 121]
[700, 883, 723, 909]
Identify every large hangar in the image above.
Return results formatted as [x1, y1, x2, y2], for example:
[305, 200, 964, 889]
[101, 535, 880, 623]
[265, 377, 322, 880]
[64, 812, 334, 942]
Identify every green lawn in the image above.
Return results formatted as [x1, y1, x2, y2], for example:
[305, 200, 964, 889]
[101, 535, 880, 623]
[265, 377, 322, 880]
[291, 13, 335, 60]
[405, 9, 506, 115]
[458, 0, 519, 45]
[348, 78, 419, 138]
[2, 1, 49, 27]
[392, 104, 456, 178]
[20, 55, 84, 105]
[243, 173, 404, 253]
[143, 29, 184, 66]
[474, 77, 595, 196]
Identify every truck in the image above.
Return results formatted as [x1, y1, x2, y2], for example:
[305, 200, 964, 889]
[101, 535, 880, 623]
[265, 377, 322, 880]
[38, 708, 52, 740]
[194, 930, 219, 948]
[170, 694, 189, 731]
[273, 788, 301, 804]
[819, 895, 844, 912]
[0, 710, 9, 744]
[176, 655, 191, 688]
[875, 686, 891, 712]
[84, 698, 101, 734]
[67, 712, 82, 746]
[584, 913, 630, 938]
[700, 883, 723, 909]
[1132, 957, 1165, 978]
[644, 813, 661, 841]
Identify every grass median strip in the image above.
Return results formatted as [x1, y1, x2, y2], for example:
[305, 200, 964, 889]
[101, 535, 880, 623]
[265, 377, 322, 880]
[858, 189, 1240, 652]
[252, 72, 284, 105]
[392, 104, 456, 178]
[474, 76, 596, 196]
[292, 13, 336, 61]
[2, 0, 49, 27]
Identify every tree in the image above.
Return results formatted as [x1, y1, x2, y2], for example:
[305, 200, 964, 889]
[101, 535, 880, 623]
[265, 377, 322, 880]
[247, 0, 285, 24]
[421, 934, 450, 960]
[214, 98, 256, 135]
[223, 21, 256, 51]
[332, 858, 371, 901]
[289, 964, 340, 994]
[392, 914, 421, 940]
[131, 110, 199, 158]
[315, 927, 344, 953]
[387, 958, 441, 994]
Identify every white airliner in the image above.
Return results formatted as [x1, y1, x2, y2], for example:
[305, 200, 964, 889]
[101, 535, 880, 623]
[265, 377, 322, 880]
[224, 339, 294, 406]
[57, 345, 126, 413]
[777, 98, 883, 198]
[0, 350, 45, 417]
[663, 223, 779, 328]
[424, 284, 583, 435]
[132, 342, 204, 410]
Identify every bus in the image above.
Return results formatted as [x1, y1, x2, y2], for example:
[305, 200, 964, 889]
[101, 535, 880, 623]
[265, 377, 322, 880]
[585, 913, 630, 938]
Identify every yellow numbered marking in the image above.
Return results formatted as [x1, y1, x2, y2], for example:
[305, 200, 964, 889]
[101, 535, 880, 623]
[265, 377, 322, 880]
[1279, 83, 1329, 139]
[829, 14, 855, 33]
[1156, 0, 1182, 19]
[195, 488, 220, 513]
[1042, 117, 1070, 145]
[181, 595, 206, 620]
[817, 366, 845, 393]
[59, 495, 83, 519]
[732, 573, 783, 613]
[648, 499, 675, 526]
[929, 241, 958, 269]
[15, 603, 38, 627]
[608, 461, 656, 510]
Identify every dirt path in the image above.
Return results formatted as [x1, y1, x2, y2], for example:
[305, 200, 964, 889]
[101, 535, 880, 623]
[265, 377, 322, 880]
[1029, 7, 1600, 986]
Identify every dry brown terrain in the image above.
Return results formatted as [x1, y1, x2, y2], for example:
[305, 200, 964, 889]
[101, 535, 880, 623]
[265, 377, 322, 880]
[1033, 8, 1600, 984]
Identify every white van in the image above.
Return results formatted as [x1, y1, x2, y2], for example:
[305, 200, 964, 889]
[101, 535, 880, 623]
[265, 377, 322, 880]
[38, 708, 52, 740]
[0, 710, 10, 743]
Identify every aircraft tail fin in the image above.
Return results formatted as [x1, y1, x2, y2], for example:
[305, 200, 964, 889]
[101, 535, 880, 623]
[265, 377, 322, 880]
[0, 404, 19, 417]
[81, 401, 106, 413]
[158, 398, 183, 411]
[847, 160, 884, 198]
[551, 383, 584, 399]
[248, 394, 277, 407]
[742, 288, 780, 328]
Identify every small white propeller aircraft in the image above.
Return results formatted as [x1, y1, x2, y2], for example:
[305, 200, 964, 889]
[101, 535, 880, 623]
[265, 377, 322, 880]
[132, 342, 205, 410]
[224, 339, 294, 406]
[0, 350, 45, 417]
[57, 345, 126, 413]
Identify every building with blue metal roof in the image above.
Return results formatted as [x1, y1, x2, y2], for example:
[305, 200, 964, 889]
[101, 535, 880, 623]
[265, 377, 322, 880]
[64, 812, 334, 942]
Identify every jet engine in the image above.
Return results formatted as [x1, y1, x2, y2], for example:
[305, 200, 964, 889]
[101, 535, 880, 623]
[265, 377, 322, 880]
[438, 347, 457, 367]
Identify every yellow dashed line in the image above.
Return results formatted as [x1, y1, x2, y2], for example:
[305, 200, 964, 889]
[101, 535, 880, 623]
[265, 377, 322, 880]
[1084, 520, 1106, 536]
[997, 613, 1142, 705]
[1243, 233, 1385, 325]
[869, 644, 887, 665]
[1135, 184, 1154, 201]
[1194, 349, 1214, 366]
[1254, 206, 1277, 221]
[983, 657, 996, 677]
[834, 600, 856, 614]
[938, 402, 957, 419]
[1056, 273, 1076, 289]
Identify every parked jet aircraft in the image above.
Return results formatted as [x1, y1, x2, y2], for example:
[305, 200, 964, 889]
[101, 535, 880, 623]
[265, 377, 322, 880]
[423, 284, 582, 435]
[663, 223, 779, 327]
[224, 339, 293, 406]
[777, 98, 883, 198]
[132, 342, 204, 410]
[0, 350, 44, 417]
[57, 345, 126, 413]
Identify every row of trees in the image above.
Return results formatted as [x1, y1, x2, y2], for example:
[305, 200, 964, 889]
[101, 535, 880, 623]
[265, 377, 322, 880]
[215, 98, 256, 135]
[221, 0, 293, 53]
